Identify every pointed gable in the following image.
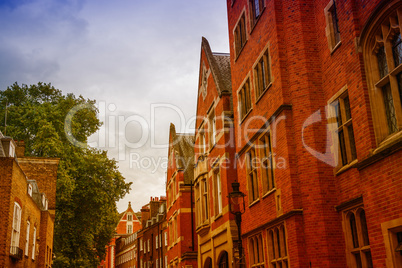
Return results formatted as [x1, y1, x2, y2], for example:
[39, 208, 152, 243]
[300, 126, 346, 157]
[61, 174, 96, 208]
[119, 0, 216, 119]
[168, 123, 195, 184]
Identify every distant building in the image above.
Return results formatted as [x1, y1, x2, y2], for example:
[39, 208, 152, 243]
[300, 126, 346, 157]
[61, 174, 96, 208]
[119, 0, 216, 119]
[0, 134, 59, 268]
[166, 124, 197, 268]
[100, 202, 141, 268]
[136, 196, 167, 268]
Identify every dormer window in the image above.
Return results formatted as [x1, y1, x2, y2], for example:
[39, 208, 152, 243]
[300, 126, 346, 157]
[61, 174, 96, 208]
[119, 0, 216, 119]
[28, 184, 32, 197]
[127, 214, 133, 221]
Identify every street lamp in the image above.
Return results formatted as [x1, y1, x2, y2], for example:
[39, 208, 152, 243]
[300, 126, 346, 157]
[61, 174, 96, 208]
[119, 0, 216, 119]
[228, 182, 245, 267]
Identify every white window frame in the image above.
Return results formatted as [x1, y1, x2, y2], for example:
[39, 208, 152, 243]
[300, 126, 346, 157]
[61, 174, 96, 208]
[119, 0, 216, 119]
[32, 227, 36, 260]
[10, 202, 21, 254]
[28, 184, 33, 197]
[156, 235, 159, 249]
[25, 221, 30, 256]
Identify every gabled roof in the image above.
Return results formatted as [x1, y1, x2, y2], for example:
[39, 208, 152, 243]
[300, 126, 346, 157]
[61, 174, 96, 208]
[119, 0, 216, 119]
[201, 37, 232, 96]
[169, 123, 194, 184]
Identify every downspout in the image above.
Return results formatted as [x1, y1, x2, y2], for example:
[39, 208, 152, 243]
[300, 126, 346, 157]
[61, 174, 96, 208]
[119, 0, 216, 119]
[190, 182, 195, 251]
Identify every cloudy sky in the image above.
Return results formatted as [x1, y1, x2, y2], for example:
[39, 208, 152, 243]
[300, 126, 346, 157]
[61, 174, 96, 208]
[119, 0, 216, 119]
[0, 0, 230, 212]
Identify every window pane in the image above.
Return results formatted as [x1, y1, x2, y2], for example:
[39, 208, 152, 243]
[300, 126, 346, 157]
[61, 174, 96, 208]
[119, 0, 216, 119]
[392, 34, 402, 67]
[365, 251, 373, 268]
[354, 253, 362, 268]
[382, 83, 398, 134]
[378, 46, 389, 78]
[344, 96, 352, 121]
[396, 72, 402, 108]
[359, 210, 370, 246]
[350, 214, 359, 248]
[338, 129, 348, 166]
[330, 4, 340, 44]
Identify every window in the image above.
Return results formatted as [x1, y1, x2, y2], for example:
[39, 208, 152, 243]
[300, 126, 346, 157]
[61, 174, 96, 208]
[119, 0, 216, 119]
[156, 235, 159, 249]
[382, 218, 402, 268]
[10, 202, 21, 254]
[195, 183, 201, 226]
[213, 167, 222, 216]
[259, 132, 275, 193]
[140, 238, 143, 251]
[324, 0, 341, 50]
[267, 224, 288, 267]
[343, 208, 373, 268]
[147, 239, 150, 252]
[25, 221, 30, 256]
[249, 234, 264, 268]
[330, 91, 357, 167]
[239, 78, 252, 120]
[234, 13, 247, 58]
[208, 109, 216, 149]
[165, 256, 168, 268]
[127, 214, 133, 221]
[156, 259, 159, 268]
[28, 184, 33, 197]
[246, 148, 259, 202]
[198, 127, 206, 156]
[202, 178, 209, 222]
[362, 6, 402, 144]
[254, 46, 272, 99]
[218, 251, 229, 268]
[32, 227, 36, 260]
[249, 0, 265, 27]
[127, 224, 133, 234]
[164, 232, 168, 246]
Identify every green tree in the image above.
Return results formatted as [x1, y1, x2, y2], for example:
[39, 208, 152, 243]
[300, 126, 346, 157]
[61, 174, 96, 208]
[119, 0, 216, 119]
[0, 82, 131, 267]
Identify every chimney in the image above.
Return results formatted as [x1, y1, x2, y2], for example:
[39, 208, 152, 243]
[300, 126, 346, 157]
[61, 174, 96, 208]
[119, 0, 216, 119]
[15, 140, 25, 157]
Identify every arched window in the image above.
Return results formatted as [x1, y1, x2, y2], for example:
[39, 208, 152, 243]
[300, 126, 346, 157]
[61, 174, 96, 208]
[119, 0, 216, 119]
[218, 251, 229, 268]
[361, 0, 402, 144]
[267, 224, 288, 268]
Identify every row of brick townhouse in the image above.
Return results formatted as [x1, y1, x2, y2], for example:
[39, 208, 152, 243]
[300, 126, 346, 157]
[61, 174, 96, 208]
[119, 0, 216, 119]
[105, 0, 402, 267]
[0, 133, 59, 268]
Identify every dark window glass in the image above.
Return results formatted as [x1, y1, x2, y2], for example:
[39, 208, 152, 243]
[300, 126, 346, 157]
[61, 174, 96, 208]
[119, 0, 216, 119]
[330, 4, 340, 44]
[348, 125, 357, 160]
[393, 34, 402, 67]
[350, 214, 359, 248]
[397, 72, 402, 107]
[360, 210, 370, 246]
[382, 83, 398, 134]
[378, 46, 389, 78]
[338, 129, 347, 166]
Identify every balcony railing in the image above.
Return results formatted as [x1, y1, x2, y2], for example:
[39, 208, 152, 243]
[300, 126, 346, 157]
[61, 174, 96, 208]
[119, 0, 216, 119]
[10, 246, 23, 260]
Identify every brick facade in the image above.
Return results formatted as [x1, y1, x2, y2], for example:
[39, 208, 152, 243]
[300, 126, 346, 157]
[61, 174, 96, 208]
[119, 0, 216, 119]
[0, 135, 58, 268]
[166, 124, 197, 268]
[225, 0, 402, 267]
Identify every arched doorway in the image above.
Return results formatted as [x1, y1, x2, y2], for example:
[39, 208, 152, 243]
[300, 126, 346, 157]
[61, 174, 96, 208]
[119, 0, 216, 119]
[218, 251, 229, 268]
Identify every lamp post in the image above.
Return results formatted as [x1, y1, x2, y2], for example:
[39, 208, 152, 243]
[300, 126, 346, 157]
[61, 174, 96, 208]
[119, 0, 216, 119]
[228, 182, 246, 268]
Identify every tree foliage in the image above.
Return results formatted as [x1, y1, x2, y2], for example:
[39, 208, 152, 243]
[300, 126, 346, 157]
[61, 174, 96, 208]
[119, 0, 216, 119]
[0, 82, 131, 267]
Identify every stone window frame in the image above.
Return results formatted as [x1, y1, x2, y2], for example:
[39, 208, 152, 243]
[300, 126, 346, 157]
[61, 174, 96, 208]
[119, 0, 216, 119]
[257, 129, 276, 195]
[381, 218, 402, 268]
[25, 220, 30, 256]
[248, 233, 265, 268]
[361, 2, 402, 146]
[324, 0, 341, 52]
[327, 86, 357, 171]
[238, 76, 253, 123]
[246, 146, 259, 204]
[197, 121, 206, 158]
[234, 10, 248, 60]
[267, 223, 289, 267]
[10, 202, 22, 255]
[341, 205, 373, 268]
[253, 43, 273, 102]
[32, 226, 36, 260]
[249, 0, 265, 31]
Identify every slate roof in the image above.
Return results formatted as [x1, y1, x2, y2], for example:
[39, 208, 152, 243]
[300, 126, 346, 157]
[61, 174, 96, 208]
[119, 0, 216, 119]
[169, 123, 195, 184]
[201, 37, 232, 96]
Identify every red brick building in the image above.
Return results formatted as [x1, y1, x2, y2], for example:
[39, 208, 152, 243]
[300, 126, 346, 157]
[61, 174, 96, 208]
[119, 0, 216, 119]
[100, 202, 142, 268]
[0, 135, 59, 268]
[137, 196, 167, 268]
[224, 0, 402, 267]
[193, 37, 239, 268]
[166, 124, 197, 268]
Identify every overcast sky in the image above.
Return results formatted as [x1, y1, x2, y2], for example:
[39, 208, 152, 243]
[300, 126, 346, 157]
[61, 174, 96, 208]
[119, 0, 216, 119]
[0, 0, 230, 212]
